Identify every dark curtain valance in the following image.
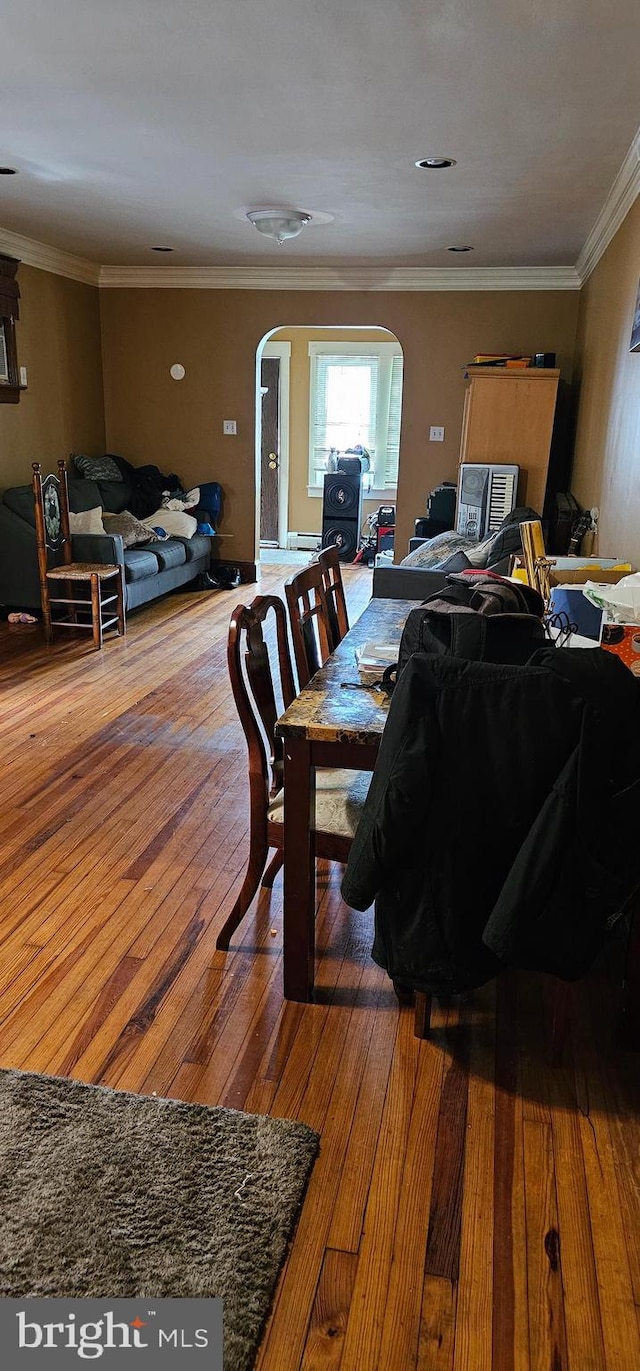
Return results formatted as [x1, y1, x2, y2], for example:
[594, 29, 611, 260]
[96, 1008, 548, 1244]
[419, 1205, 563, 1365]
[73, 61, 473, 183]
[0, 256, 20, 320]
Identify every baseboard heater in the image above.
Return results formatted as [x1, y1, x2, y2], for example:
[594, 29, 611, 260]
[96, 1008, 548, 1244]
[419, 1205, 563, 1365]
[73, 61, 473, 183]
[287, 532, 321, 551]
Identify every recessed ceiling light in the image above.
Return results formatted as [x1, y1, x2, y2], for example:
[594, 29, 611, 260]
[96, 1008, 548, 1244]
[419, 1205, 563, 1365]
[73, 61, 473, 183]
[0, 167, 17, 175]
[447, 245, 474, 252]
[151, 245, 174, 252]
[415, 157, 456, 170]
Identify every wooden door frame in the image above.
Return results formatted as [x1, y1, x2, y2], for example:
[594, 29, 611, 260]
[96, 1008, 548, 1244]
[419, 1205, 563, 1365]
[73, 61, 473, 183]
[257, 339, 291, 549]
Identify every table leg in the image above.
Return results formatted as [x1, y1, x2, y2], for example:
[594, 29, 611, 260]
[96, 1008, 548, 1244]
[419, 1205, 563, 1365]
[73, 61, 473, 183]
[283, 737, 316, 1001]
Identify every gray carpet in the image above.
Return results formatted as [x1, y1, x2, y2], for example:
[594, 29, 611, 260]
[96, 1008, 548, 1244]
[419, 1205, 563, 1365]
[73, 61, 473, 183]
[0, 1068, 319, 1371]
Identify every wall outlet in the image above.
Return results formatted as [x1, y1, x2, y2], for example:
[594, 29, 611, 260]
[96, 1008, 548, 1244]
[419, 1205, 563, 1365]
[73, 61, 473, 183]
[223, 419, 237, 435]
[429, 425, 445, 442]
[19, 366, 28, 387]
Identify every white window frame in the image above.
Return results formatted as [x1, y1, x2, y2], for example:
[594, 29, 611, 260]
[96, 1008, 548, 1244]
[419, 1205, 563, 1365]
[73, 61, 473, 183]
[307, 341, 403, 499]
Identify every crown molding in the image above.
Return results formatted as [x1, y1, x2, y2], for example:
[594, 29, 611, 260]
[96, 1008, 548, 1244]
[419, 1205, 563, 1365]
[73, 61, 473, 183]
[97, 263, 580, 291]
[0, 226, 100, 286]
[576, 126, 640, 283]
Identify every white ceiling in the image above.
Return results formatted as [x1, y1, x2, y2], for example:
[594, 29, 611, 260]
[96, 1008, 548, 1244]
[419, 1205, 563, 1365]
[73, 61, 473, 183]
[0, 0, 638, 269]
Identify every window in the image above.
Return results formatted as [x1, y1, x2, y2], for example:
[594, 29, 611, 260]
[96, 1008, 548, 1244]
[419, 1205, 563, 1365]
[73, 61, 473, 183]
[308, 341, 403, 491]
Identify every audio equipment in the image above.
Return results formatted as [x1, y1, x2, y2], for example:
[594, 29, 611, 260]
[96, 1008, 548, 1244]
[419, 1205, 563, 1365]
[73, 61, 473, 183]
[456, 464, 519, 540]
[322, 472, 363, 563]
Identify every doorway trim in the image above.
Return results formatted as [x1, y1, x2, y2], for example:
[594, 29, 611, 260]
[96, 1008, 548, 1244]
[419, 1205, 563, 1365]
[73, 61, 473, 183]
[260, 339, 291, 549]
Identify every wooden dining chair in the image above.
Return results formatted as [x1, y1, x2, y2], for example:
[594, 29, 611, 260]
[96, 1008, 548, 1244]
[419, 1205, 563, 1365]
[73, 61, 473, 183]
[33, 461, 125, 649]
[284, 562, 333, 688]
[318, 543, 350, 649]
[216, 594, 370, 951]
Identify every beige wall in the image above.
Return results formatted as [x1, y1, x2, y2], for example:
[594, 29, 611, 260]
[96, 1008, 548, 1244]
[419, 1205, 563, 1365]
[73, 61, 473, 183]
[571, 195, 640, 565]
[101, 288, 580, 559]
[269, 325, 398, 538]
[0, 264, 105, 490]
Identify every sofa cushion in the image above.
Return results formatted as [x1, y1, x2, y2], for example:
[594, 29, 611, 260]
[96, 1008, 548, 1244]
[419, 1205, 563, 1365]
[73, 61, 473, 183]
[152, 539, 187, 571]
[103, 510, 159, 548]
[3, 479, 104, 527]
[95, 480, 132, 514]
[123, 549, 160, 582]
[72, 453, 124, 482]
[68, 507, 105, 536]
[171, 533, 211, 563]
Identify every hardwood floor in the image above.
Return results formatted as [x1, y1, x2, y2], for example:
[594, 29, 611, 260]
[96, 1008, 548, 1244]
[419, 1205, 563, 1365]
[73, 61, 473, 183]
[1, 562, 639, 1371]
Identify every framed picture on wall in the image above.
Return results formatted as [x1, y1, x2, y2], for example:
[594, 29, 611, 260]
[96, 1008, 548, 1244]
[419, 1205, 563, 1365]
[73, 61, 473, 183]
[631, 279, 640, 353]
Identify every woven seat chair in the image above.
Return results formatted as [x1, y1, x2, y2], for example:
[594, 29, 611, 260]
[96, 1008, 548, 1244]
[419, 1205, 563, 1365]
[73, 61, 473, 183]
[33, 460, 125, 649]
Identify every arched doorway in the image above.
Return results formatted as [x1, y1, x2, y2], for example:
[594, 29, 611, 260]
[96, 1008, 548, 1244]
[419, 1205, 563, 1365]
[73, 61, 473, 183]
[255, 326, 403, 561]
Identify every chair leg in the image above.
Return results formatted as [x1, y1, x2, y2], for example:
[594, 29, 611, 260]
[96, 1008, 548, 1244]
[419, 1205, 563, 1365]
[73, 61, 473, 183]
[42, 596, 53, 644]
[216, 838, 269, 951]
[116, 568, 126, 636]
[261, 848, 284, 888]
[414, 990, 432, 1039]
[91, 573, 102, 649]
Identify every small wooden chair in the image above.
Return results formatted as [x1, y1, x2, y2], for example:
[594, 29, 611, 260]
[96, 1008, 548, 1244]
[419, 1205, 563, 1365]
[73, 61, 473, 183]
[216, 594, 369, 951]
[284, 562, 333, 688]
[318, 543, 350, 649]
[33, 460, 125, 649]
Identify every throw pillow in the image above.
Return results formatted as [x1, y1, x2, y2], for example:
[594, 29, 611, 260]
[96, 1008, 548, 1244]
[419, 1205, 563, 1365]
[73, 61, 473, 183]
[73, 454, 124, 482]
[102, 510, 159, 548]
[68, 507, 106, 536]
[143, 509, 197, 538]
[401, 531, 476, 569]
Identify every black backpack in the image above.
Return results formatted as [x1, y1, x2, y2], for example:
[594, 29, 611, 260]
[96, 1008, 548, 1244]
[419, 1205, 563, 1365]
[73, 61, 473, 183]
[397, 571, 546, 671]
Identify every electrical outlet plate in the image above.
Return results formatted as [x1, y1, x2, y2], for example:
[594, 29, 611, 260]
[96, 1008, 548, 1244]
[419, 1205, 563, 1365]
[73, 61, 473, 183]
[223, 419, 237, 435]
[429, 425, 445, 442]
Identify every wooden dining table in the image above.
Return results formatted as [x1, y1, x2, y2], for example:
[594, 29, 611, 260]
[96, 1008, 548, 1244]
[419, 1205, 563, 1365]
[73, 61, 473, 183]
[275, 596, 415, 1002]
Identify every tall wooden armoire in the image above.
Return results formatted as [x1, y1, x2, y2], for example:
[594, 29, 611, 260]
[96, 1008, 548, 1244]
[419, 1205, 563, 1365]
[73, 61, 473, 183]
[459, 367, 560, 515]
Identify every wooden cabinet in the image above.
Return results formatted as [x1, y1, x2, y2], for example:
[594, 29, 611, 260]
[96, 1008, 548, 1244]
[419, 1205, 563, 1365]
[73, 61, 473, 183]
[459, 367, 560, 515]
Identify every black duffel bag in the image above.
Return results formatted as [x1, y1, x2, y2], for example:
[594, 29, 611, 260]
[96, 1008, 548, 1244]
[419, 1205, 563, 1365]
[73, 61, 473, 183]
[397, 570, 546, 671]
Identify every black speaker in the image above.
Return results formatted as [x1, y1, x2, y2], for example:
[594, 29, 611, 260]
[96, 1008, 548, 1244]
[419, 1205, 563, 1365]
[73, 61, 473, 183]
[322, 472, 363, 562]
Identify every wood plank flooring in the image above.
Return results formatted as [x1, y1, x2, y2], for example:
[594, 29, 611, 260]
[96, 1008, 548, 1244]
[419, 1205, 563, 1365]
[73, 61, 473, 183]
[1, 562, 639, 1371]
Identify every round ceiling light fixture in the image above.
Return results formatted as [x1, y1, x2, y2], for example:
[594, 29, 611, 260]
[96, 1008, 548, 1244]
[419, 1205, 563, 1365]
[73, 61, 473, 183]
[415, 156, 456, 170]
[246, 209, 312, 245]
[0, 167, 17, 175]
[447, 244, 474, 252]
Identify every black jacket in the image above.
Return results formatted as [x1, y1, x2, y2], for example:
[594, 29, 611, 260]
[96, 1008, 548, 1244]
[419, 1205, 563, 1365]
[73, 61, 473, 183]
[341, 646, 640, 994]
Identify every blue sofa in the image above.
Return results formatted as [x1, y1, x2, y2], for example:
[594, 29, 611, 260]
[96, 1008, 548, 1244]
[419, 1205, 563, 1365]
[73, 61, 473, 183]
[0, 475, 212, 613]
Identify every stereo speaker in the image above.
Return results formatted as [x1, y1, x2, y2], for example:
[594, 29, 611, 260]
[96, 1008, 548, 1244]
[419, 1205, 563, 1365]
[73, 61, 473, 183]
[321, 472, 363, 562]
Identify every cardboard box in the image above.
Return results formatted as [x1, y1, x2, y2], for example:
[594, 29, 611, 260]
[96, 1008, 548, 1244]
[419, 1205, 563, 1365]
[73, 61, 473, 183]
[548, 566, 633, 587]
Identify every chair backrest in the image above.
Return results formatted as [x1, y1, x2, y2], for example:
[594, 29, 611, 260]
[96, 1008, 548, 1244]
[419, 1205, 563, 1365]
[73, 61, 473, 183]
[318, 543, 350, 649]
[33, 460, 73, 553]
[228, 595, 297, 800]
[284, 562, 333, 689]
[32, 460, 73, 583]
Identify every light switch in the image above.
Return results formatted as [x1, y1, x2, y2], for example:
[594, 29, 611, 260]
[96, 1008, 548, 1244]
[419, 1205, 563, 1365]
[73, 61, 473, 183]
[223, 419, 237, 435]
[19, 366, 28, 387]
[429, 425, 445, 442]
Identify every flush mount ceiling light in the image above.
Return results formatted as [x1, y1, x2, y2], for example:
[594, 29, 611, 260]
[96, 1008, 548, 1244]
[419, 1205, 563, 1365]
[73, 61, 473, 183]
[447, 245, 474, 252]
[415, 156, 456, 169]
[246, 209, 312, 245]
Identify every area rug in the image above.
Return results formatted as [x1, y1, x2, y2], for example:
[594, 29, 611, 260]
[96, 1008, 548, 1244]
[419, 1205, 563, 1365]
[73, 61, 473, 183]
[0, 1068, 318, 1371]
